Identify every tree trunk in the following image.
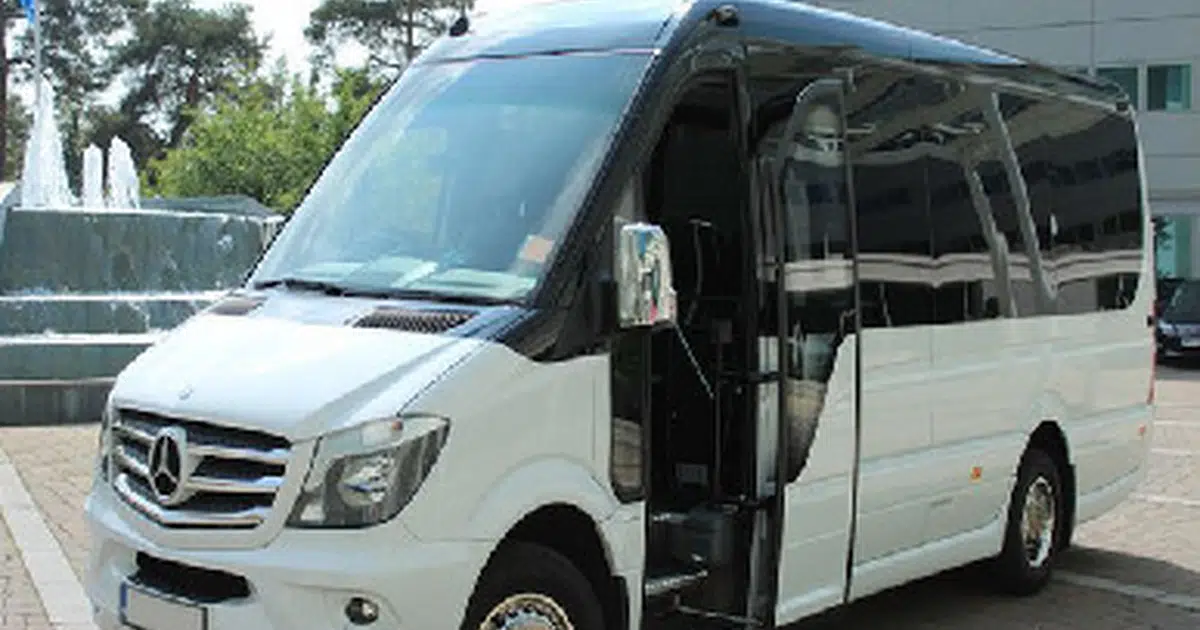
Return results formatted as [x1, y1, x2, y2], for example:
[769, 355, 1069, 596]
[405, 0, 415, 64]
[168, 71, 202, 148]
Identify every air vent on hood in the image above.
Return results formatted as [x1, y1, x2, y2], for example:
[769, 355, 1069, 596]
[206, 294, 265, 316]
[351, 307, 475, 334]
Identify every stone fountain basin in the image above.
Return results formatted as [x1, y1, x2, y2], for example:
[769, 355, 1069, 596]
[0, 203, 282, 425]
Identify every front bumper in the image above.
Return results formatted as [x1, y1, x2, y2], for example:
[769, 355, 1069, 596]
[1156, 334, 1200, 357]
[85, 482, 491, 630]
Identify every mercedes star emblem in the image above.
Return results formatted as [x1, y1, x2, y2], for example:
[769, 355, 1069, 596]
[148, 427, 190, 506]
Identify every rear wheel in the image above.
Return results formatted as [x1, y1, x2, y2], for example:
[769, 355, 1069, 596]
[991, 447, 1064, 595]
[462, 542, 606, 630]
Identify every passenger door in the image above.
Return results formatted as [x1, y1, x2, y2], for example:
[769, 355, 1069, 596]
[756, 76, 860, 625]
[762, 68, 943, 625]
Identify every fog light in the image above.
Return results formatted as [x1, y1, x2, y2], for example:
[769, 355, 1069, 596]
[345, 597, 380, 625]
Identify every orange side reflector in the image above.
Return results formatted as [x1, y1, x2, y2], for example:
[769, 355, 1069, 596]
[1138, 425, 1147, 437]
[970, 466, 983, 481]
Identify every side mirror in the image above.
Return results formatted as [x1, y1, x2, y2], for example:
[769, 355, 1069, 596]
[616, 222, 677, 329]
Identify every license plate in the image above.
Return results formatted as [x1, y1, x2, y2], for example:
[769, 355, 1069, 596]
[120, 582, 207, 630]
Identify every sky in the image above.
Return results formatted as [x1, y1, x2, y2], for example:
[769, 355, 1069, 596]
[195, 0, 324, 75]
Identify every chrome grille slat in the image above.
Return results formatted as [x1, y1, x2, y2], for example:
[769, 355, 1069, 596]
[114, 476, 269, 528]
[188, 474, 282, 494]
[108, 409, 292, 530]
[189, 443, 289, 466]
[115, 423, 154, 446]
[116, 445, 150, 478]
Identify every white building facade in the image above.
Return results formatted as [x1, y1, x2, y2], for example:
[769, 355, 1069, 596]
[809, 0, 1200, 279]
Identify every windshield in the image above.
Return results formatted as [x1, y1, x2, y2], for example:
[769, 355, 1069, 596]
[1165, 281, 1200, 320]
[251, 52, 652, 303]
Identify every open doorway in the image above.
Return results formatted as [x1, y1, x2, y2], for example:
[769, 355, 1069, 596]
[637, 71, 764, 627]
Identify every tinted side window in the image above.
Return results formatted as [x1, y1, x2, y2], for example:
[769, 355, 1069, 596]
[928, 85, 1070, 322]
[847, 72, 935, 328]
[927, 80, 1000, 323]
[1005, 94, 1058, 315]
[986, 92, 1057, 316]
[747, 57, 852, 482]
[1046, 109, 1144, 314]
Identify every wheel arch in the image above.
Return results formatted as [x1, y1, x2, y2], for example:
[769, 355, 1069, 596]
[480, 503, 629, 630]
[1025, 420, 1076, 550]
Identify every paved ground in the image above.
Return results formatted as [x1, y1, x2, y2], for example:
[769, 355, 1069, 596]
[0, 370, 1197, 629]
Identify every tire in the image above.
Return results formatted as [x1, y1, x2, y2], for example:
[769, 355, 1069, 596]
[461, 542, 606, 630]
[991, 447, 1064, 596]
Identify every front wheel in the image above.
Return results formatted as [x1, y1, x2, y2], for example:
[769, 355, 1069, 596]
[991, 447, 1064, 595]
[462, 542, 605, 630]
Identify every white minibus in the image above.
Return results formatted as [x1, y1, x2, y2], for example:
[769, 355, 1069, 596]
[84, 0, 1156, 628]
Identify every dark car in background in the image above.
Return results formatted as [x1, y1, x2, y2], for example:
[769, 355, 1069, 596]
[1157, 277, 1184, 317]
[1156, 279, 1200, 360]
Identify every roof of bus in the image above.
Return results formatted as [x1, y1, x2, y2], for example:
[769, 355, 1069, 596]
[420, 0, 1121, 104]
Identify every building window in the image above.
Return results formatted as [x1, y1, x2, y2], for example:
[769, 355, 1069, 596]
[1147, 64, 1192, 111]
[1156, 215, 1193, 279]
[1097, 67, 1139, 105]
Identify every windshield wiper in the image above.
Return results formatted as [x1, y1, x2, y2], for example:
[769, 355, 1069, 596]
[252, 277, 350, 296]
[253, 278, 519, 306]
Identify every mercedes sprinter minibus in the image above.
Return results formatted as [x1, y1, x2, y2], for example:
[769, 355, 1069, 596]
[85, 0, 1156, 628]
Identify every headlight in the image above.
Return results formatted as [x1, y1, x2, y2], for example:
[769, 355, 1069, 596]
[287, 414, 450, 528]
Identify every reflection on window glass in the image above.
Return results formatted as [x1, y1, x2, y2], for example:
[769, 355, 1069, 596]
[1148, 65, 1191, 111]
[1046, 109, 1144, 314]
[1097, 67, 1139, 106]
[754, 84, 853, 483]
[850, 73, 935, 328]
[926, 80, 1002, 323]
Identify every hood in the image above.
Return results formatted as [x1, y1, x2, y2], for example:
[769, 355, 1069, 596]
[110, 309, 484, 442]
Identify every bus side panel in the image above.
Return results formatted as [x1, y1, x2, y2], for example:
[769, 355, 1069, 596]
[776, 339, 857, 623]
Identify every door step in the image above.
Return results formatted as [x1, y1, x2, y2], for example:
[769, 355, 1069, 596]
[674, 605, 765, 628]
[645, 566, 709, 598]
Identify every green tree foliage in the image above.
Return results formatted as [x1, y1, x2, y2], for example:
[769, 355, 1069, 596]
[146, 67, 385, 213]
[15, 0, 133, 100]
[305, 0, 468, 76]
[0, 0, 264, 187]
[109, 0, 266, 152]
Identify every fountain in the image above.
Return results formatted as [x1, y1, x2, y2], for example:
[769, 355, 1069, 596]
[19, 78, 73, 209]
[107, 137, 139, 209]
[82, 144, 103, 209]
[0, 77, 283, 425]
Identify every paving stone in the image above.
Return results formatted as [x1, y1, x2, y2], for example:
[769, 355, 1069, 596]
[0, 509, 49, 626]
[0, 427, 97, 582]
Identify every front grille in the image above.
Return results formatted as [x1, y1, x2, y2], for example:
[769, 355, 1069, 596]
[109, 408, 292, 529]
